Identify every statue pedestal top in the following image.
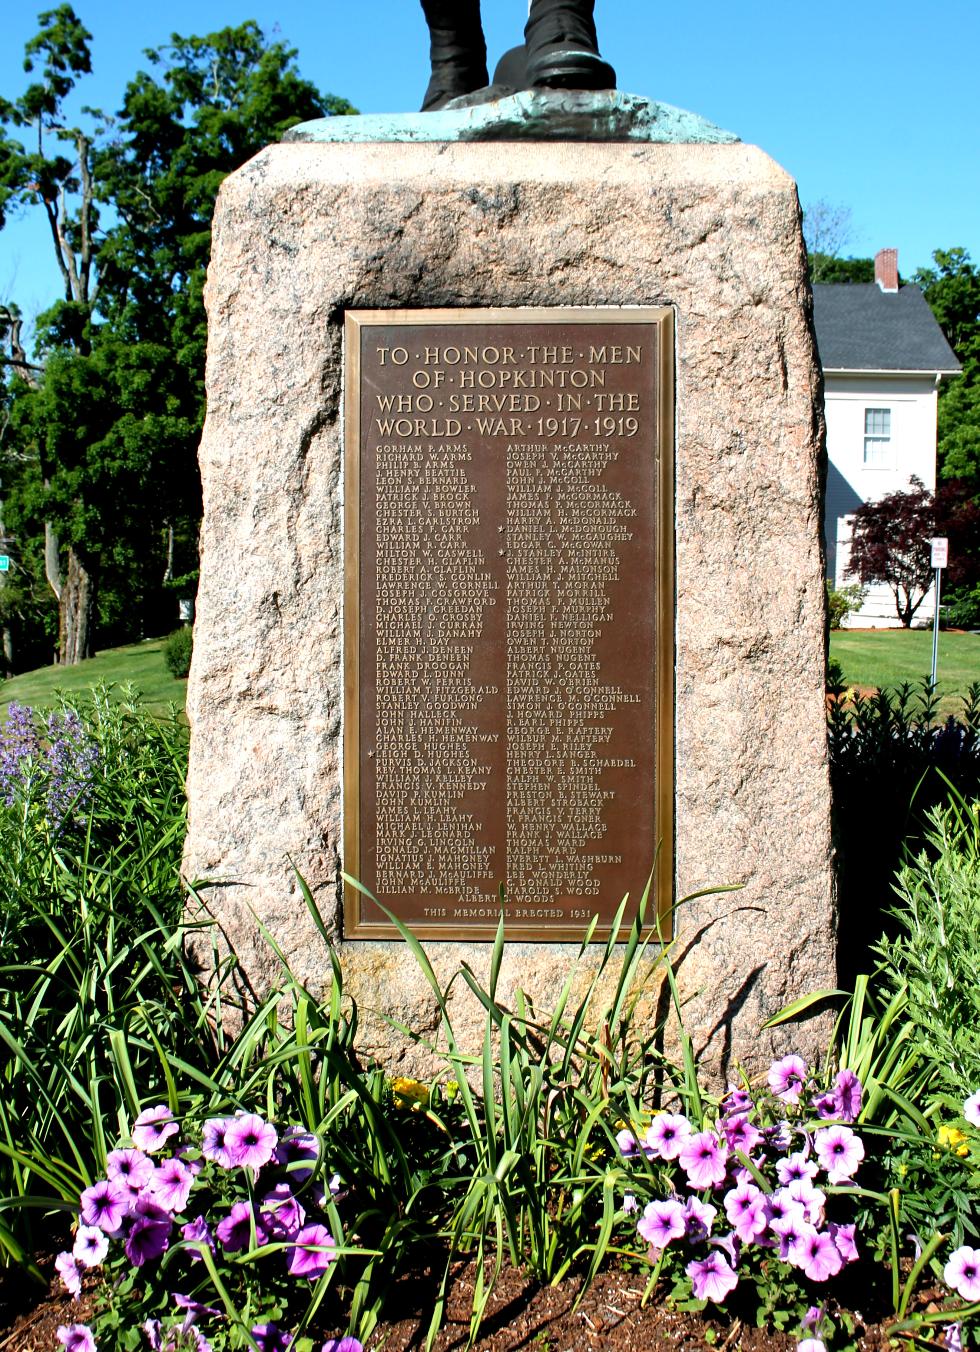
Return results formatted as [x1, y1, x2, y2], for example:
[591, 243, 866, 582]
[283, 89, 738, 145]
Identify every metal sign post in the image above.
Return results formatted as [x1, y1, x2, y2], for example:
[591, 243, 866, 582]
[930, 537, 949, 687]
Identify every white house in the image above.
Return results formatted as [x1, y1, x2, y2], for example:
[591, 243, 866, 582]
[813, 249, 961, 627]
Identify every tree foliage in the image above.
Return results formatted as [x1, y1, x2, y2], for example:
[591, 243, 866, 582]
[0, 8, 354, 667]
[914, 249, 980, 494]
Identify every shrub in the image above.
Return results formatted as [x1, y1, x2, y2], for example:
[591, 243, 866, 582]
[944, 585, 980, 630]
[165, 626, 194, 679]
[826, 580, 866, 630]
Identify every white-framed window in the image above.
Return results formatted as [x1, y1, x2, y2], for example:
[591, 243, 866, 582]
[863, 407, 892, 467]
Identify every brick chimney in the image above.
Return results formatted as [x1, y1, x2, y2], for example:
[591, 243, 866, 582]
[875, 248, 899, 293]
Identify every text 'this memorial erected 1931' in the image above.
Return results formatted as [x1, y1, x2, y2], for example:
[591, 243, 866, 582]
[344, 308, 673, 940]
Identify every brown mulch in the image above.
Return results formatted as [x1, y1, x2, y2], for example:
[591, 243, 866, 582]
[0, 1252, 937, 1352]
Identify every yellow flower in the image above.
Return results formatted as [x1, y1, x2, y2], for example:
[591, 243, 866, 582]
[391, 1077, 430, 1112]
[936, 1125, 969, 1157]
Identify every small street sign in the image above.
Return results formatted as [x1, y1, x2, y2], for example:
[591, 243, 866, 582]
[931, 537, 949, 569]
[0, 556, 9, 572]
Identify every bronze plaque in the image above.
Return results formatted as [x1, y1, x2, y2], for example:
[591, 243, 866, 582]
[344, 308, 673, 941]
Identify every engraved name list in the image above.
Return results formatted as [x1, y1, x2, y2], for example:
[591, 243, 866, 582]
[344, 309, 673, 941]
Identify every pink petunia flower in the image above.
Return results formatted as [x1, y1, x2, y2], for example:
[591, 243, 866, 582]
[125, 1211, 172, 1267]
[106, 1148, 155, 1196]
[832, 1070, 863, 1123]
[57, 1325, 96, 1352]
[274, 1127, 320, 1181]
[830, 1221, 859, 1264]
[615, 1128, 644, 1158]
[944, 1246, 980, 1301]
[321, 1341, 363, 1352]
[79, 1179, 130, 1235]
[945, 1323, 963, 1352]
[181, 1216, 216, 1261]
[682, 1196, 717, 1243]
[785, 1176, 827, 1226]
[262, 1183, 307, 1239]
[678, 1131, 729, 1189]
[622, 1192, 638, 1215]
[216, 1201, 268, 1253]
[637, 1199, 686, 1251]
[55, 1251, 82, 1298]
[764, 1189, 807, 1230]
[148, 1158, 194, 1214]
[251, 1325, 293, 1352]
[225, 1113, 278, 1172]
[201, 1118, 237, 1169]
[645, 1113, 693, 1161]
[288, 1223, 336, 1279]
[721, 1114, 762, 1154]
[73, 1226, 109, 1268]
[814, 1125, 864, 1183]
[132, 1107, 179, 1154]
[797, 1340, 827, 1352]
[791, 1229, 843, 1282]
[772, 1214, 815, 1264]
[963, 1093, 980, 1128]
[768, 1055, 808, 1104]
[686, 1250, 738, 1303]
[776, 1152, 818, 1186]
[723, 1183, 768, 1244]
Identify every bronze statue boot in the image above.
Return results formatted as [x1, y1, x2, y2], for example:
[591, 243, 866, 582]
[523, 0, 616, 91]
[419, 0, 489, 110]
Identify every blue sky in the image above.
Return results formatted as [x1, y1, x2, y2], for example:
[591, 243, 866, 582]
[2, 0, 978, 336]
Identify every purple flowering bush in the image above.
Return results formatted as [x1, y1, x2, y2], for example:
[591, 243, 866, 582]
[55, 1105, 365, 1352]
[614, 1057, 873, 1333]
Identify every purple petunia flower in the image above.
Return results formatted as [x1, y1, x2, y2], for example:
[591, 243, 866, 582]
[784, 1177, 827, 1227]
[201, 1118, 236, 1168]
[615, 1128, 644, 1158]
[637, 1199, 686, 1251]
[125, 1214, 172, 1267]
[814, 1125, 864, 1183]
[686, 1251, 738, 1303]
[768, 1055, 807, 1104]
[764, 1189, 807, 1231]
[262, 1183, 306, 1239]
[720, 1087, 753, 1119]
[148, 1158, 193, 1214]
[645, 1113, 692, 1161]
[132, 1107, 180, 1154]
[811, 1091, 839, 1120]
[791, 1229, 843, 1282]
[181, 1216, 216, 1261]
[723, 1183, 768, 1244]
[831, 1070, 863, 1123]
[56, 1324, 96, 1352]
[106, 1148, 155, 1196]
[963, 1093, 980, 1128]
[682, 1196, 717, 1243]
[797, 1340, 827, 1352]
[73, 1226, 109, 1268]
[79, 1178, 130, 1235]
[225, 1113, 278, 1172]
[55, 1251, 82, 1298]
[801, 1304, 825, 1332]
[288, 1223, 336, 1279]
[321, 1341, 363, 1352]
[173, 1294, 222, 1322]
[944, 1323, 963, 1352]
[274, 1127, 320, 1181]
[944, 1246, 980, 1301]
[216, 1201, 269, 1253]
[622, 1192, 638, 1215]
[251, 1325, 293, 1352]
[678, 1131, 729, 1189]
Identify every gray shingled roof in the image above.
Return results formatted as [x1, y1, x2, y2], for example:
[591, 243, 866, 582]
[812, 283, 961, 373]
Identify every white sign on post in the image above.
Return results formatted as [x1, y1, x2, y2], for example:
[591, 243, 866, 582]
[931, 537, 949, 569]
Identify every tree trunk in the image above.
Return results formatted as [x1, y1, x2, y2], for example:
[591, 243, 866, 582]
[59, 546, 95, 664]
[1, 626, 12, 677]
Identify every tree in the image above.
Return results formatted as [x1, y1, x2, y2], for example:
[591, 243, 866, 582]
[914, 249, 980, 494]
[0, 10, 355, 664]
[846, 478, 935, 627]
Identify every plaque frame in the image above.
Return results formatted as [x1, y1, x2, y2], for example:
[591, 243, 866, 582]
[343, 307, 674, 942]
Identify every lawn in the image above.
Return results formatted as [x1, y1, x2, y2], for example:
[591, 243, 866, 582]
[0, 637, 187, 718]
[830, 627, 980, 700]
